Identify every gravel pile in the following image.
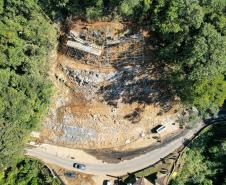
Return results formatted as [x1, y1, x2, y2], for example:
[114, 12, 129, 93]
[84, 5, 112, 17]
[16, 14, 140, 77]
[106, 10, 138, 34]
[55, 125, 97, 143]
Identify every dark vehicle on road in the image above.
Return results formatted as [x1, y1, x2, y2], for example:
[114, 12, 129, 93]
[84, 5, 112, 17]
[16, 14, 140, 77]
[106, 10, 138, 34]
[64, 172, 76, 178]
[73, 163, 86, 170]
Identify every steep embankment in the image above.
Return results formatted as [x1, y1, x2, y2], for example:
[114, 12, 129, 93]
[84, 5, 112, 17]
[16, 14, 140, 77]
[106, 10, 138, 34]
[37, 20, 185, 151]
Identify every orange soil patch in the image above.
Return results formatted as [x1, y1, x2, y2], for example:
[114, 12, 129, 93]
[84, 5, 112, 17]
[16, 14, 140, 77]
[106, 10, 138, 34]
[70, 19, 124, 36]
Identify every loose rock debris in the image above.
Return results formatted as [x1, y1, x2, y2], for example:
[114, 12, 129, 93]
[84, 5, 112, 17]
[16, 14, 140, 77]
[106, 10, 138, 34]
[40, 20, 184, 149]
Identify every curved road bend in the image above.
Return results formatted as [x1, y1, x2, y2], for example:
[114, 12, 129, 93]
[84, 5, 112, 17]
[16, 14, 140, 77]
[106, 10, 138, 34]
[26, 122, 204, 176]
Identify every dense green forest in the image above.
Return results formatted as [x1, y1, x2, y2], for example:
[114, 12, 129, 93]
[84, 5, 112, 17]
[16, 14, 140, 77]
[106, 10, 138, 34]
[0, 0, 57, 168]
[170, 123, 226, 185]
[0, 158, 61, 185]
[0, 0, 226, 178]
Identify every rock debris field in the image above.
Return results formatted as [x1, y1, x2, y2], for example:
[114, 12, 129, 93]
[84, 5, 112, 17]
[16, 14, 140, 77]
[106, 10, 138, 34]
[39, 21, 181, 150]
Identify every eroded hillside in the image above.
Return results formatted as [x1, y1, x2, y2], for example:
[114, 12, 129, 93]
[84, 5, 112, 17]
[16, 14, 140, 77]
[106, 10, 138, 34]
[39, 20, 182, 149]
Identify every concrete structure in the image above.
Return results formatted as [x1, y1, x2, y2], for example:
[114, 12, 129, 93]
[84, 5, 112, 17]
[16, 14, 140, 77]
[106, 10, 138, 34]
[66, 40, 102, 56]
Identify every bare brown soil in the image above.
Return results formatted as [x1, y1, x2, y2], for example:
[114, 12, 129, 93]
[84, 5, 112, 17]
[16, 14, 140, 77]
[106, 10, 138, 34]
[40, 20, 182, 151]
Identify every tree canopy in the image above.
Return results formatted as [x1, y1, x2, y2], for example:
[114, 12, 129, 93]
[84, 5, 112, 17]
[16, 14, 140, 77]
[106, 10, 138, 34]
[171, 123, 226, 185]
[0, 158, 61, 185]
[0, 0, 57, 168]
[152, 0, 226, 113]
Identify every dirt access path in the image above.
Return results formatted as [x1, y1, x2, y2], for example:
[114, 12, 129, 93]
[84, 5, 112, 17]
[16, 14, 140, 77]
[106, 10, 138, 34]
[39, 20, 182, 151]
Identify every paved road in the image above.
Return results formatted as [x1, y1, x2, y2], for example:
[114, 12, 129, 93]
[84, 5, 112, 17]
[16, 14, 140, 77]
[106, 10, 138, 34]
[26, 123, 203, 176]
